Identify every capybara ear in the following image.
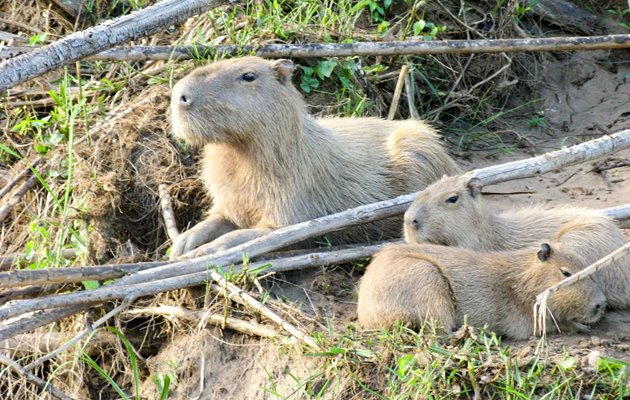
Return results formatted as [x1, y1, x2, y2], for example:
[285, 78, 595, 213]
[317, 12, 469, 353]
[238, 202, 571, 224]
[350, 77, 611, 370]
[271, 59, 294, 84]
[537, 243, 553, 262]
[467, 177, 483, 198]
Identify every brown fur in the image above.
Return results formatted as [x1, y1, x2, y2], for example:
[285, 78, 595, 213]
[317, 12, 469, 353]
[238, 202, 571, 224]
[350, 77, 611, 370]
[357, 243, 606, 339]
[403, 175, 630, 309]
[169, 56, 461, 257]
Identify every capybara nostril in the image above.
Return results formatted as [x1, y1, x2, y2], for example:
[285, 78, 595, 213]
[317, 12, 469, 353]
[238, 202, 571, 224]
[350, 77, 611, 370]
[179, 93, 191, 107]
[412, 218, 419, 227]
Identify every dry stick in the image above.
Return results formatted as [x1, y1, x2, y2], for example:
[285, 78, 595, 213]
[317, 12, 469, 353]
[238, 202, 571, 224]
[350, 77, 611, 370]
[0, 241, 391, 288]
[4, 34, 630, 62]
[0, 306, 85, 343]
[403, 66, 420, 119]
[387, 65, 408, 120]
[3, 194, 630, 289]
[24, 301, 131, 371]
[124, 305, 279, 338]
[0, 158, 43, 200]
[1, 131, 629, 336]
[158, 184, 180, 240]
[0, 260, 168, 288]
[533, 242, 630, 337]
[208, 271, 319, 350]
[0, 172, 39, 224]
[0, 243, 387, 324]
[0, 0, 225, 92]
[0, 353, 74, 400]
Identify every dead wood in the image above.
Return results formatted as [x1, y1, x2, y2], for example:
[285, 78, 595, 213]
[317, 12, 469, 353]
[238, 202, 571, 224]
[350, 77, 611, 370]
[0, 0, 224, 92]
[125, 305, 279, 338]
[3, 34, 630, 63]
[0, 242, 389, 288]
[0, 158, 43, 200]
[158, 184, 180, 241]
[0, 353, 73, 400]
[532, 0, 601, 35]
[0, 243, 388, 323]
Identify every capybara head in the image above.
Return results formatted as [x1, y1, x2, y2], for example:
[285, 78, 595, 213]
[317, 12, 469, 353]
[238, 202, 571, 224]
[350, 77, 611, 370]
[171, 56, 304, 146]
[525, 243, 606, 332]
[404, 175, 486, 246]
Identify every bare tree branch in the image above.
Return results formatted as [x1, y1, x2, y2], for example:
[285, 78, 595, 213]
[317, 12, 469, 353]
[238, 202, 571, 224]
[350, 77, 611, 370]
[3, 34, 630, 63]
[0, 0, 225, 92]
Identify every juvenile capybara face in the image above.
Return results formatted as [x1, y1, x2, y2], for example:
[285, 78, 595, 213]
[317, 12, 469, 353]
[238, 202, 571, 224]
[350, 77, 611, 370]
[529, 243, 606, 331]
[404, 175, 485, 245]
[171, 56, 302, 146]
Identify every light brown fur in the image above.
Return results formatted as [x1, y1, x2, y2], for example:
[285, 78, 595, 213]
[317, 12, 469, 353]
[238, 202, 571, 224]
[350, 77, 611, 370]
[357, 243, 606, 339]
[169, 56, 461, 257]
[403, 175, 630, 308]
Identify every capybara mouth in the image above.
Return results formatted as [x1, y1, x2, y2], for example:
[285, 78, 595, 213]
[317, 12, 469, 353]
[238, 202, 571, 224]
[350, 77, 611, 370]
[568, 320, 592, 332]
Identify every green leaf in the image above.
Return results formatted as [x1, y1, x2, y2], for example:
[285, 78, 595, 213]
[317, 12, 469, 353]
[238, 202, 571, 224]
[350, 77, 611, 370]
[315, 60, 337, 80]
[413, 20, 426, 35]
[82, 280, 100, 290]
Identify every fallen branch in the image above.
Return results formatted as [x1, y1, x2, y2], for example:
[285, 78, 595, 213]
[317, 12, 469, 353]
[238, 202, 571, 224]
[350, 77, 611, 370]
[2, 199, 629, 289]
[3, 34, 630, 62]
[0, 260, 168, 288]
[0, 353, 73, 400]
[0, 305, 87, 342]
[24, 301, 131, 371]
[158, 184, 180, 240]
[0, 171, 40, 224]
[533, 242, 630, 336]
[0, 158, 43, 200]
[0, 0, 225, 92]
[0, 243, 387, 323]
[124, 305, 279, 338]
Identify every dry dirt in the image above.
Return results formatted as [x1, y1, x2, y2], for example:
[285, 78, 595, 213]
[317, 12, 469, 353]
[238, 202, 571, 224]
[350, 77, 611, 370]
[135, 50, 630, 399]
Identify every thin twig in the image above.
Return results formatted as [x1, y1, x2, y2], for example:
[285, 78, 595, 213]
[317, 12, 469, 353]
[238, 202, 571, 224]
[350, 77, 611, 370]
[125, 305, 279, 338]
[387, 65, 408, 120]
[208, 270, 320, 350]
[533, 242, 630, 336]
[158, 184, 180, 240]
[0, 158, 43, 200]
[4, 34, 630, 62]
[0, 172, 40, 224]
[403, 65, 419, 119]
[0, 243, 387, 322]
[0, 241, 393, 288]
[24, 301, 132, 371]
[0, 353, 74, 400]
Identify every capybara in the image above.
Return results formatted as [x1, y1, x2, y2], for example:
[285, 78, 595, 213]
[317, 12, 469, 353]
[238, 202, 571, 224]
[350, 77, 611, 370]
[403, 175, 630, 309]
[357, 242, 606, 339]
[169, 56, 461, 258]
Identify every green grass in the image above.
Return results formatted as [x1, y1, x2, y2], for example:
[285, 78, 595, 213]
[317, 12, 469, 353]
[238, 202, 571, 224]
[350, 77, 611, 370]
[261, 323, 629, 399]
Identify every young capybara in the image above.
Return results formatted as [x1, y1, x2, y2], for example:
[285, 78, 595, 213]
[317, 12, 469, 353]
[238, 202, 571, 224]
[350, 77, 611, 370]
[403, 175, 630, 309]
[357, 242, 606, 339]
[169, 56, 461, 258]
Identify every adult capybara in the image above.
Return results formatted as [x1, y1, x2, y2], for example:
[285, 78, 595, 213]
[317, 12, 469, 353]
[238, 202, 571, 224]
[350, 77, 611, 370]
[403, 175, 630, 309]
[357, 242, 606, 339]
[169, 56, 461, 258]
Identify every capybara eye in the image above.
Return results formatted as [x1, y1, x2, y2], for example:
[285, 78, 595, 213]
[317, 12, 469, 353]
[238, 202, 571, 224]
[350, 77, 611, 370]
[239, 72, 258, 82]
[561, 269, 572, 278]
[445, 195, 459, 204]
